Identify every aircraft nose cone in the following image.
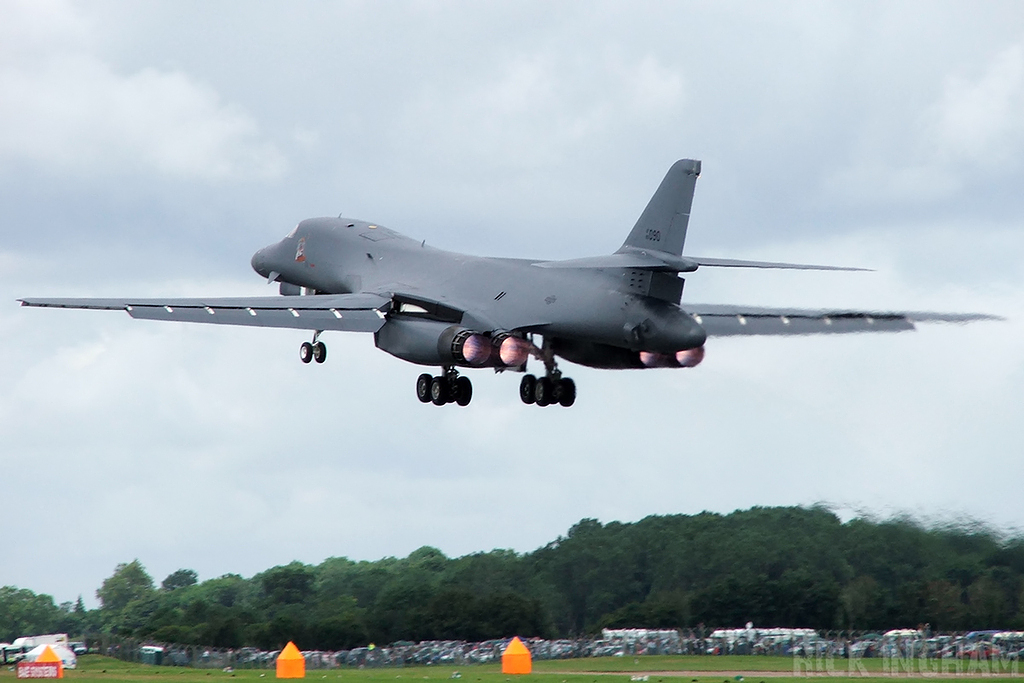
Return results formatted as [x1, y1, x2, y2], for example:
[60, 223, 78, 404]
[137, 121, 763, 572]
[251, 248, 268, 276]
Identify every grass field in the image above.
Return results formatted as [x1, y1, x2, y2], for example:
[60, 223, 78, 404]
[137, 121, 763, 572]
[533, 656, 873, 672]
[2, 654, 1018, 683]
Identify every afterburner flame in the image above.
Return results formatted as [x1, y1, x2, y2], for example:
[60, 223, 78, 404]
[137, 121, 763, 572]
[676, 346, 705, 367]
[498, 336, 531, 366]
[639, 346, 705, 368]
[639, 351, 677, 368]
[460, 334, 492, 366]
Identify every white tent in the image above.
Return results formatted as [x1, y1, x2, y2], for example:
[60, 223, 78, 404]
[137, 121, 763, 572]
[23, 644, 77, 669]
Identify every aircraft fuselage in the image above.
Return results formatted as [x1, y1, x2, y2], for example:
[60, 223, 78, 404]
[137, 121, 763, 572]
[251, 217, 708, 362]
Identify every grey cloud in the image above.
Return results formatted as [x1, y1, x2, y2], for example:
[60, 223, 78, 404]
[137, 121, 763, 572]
[0, 0, 286, 182]
[823, 42, 1024, 207]
[1, 1, 1022, 606]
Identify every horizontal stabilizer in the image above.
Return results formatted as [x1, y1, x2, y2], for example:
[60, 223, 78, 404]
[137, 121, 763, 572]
[534, 252, 867, 273]
[686, 303, 1001, 337]
[19, 293, 391, 333]
[533, 251, 698, 272]
[688, 257, 870, 271]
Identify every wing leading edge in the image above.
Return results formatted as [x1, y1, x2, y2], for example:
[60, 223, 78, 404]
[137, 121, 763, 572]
[686, 304, 1000, 337]
[18, 293, 391, 333]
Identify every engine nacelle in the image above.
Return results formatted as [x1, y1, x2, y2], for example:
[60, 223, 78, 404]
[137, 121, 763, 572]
[623, 304, 707, 353]
[445, 328, 493, 366]
[552, 338, 705, 370]
[374, 319, 530, 368]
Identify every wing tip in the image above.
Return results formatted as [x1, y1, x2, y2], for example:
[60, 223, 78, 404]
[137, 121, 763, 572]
[910, 313, 1005, 324]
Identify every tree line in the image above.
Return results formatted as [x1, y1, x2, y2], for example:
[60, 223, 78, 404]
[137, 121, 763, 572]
[4, 506, 1024, 649]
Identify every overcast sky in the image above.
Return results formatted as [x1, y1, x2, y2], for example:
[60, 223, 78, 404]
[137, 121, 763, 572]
[1, 1, 1023, 608]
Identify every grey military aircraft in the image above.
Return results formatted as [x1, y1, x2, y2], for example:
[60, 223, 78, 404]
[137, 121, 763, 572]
[20, 159, 994, 408]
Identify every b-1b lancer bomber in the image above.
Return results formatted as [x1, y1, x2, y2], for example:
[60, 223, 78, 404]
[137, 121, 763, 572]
[20, 160, 995, 407]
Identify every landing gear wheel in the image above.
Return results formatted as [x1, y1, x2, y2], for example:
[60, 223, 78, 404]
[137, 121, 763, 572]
[454, 376, 473, 406]
[534, 377, 553, 406]
[312, 341, 327, 364]
[430, 376, 449, 406]
[519, 374, 536, 404]
[299, 341, 314, 364]
[556, 377, 576, 407]
[416, 373, 433, 403]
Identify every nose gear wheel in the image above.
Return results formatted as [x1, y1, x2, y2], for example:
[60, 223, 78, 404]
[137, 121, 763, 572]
[299, 331, 327, 364]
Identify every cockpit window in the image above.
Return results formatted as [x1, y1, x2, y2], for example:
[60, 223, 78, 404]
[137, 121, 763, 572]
[286, 224, 299, 238]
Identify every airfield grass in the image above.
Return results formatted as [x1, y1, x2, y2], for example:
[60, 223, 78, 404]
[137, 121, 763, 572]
[533, 656, 868, 672]
[2, 655, 1018, 683]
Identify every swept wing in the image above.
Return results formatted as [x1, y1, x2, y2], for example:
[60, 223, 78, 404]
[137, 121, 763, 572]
[686, 304, 1000, 337]
[18, 293, 390, 333]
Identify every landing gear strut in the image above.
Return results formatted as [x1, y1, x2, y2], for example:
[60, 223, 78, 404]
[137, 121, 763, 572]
[300, 331, 327, 364]
[416, 367, 472, 406]
[519, 337, 576, 407]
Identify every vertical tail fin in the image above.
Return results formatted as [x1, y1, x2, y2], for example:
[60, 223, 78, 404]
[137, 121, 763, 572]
[618, 159, 701, 257]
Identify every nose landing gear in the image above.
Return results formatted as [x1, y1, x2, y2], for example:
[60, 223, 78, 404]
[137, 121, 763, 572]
[300, 331, 327, 364]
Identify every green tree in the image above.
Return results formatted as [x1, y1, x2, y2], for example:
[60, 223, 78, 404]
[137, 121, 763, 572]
[840, 575, 882, 629]
[9, 505, 1021, 647]
[967, 571, 1011, 627]
[921, 579, 966, 631]
[97, 560, 156, 613]
[162, 569, 198, 591]
[258, 563, 315, 605]
[0, 587, 62, 641]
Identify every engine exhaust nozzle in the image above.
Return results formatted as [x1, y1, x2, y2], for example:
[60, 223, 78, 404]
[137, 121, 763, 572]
[639, 346, 705, 368]
[496, 335, 533, 367]
[451, 330, 493, 366]
[675, 346, 705, 368]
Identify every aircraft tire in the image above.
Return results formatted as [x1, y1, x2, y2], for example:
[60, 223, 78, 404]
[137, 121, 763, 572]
[299, 341, 314, 364]
[534, 377, 553, 406]
[430, 376, 448, 406]
[455, 376, 473, 406]
[416, 373, 433, 403]
[557, 378, 576, 407]
[313, 341, 327, 363]
[519, 375, 536, 404]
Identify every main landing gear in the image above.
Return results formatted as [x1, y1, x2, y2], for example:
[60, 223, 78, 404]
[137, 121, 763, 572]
[416, 368, 473, 407]
[299, 331, 327, 364]
[519, 337, 575, 407]
[519, 374, 575, 407]
[412, 337, 576, 408]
